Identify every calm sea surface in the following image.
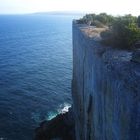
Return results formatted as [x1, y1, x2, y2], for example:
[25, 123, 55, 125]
[0, 14, 81, 140]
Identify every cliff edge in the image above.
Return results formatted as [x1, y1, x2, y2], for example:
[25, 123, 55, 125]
[72, 21, 140, 140]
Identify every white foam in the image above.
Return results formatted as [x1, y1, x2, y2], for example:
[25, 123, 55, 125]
[47, 103, 71, 120]
[32, 103, 71, 122]
[58, 103, 71, 114]
[46, 111, 58, 120]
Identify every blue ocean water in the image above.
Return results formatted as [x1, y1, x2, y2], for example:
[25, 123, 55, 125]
[0, 14, 81, 140]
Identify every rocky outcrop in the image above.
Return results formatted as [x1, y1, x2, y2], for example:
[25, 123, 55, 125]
[35, 108, 75, 140]
[72, 21, 140, 140]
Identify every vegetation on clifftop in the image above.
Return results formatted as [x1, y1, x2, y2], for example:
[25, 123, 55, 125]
[77, 13, 140, 49]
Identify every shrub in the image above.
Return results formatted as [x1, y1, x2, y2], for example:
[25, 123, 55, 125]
[124, 23, 140, 48]
[77, 13, 114, 26]
[138, 15, 140, 27]
[91, 20, 104, 28]
[96, 13, 114, 25]
[101, 16, 140, 49]
[76, 18, 86, 24]
[100, 30, 114, 45]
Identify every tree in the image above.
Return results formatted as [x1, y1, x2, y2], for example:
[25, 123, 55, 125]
[107, 16, 140, 49]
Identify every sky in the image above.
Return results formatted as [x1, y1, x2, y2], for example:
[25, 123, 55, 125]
[0, 0, 139, 16]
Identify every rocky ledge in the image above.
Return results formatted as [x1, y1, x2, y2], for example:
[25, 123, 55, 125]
[34, 108, 75, 140]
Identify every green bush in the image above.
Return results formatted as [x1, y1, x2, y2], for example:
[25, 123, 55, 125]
[77, 13, 114, 26]
[76, 18, 86, 24]
[96, 13, 114, 25]
[91, 20, 104, 27]
[138, 15, 140, 27]
[109, 16, 140, 49]
[100, 30, 114, 45]
[123, 23, 140, 48]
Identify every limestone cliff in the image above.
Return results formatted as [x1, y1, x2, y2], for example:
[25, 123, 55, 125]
[72, 21, 140, 140]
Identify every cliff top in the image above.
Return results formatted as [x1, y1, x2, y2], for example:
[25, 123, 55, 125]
[76, 13, 140, 50]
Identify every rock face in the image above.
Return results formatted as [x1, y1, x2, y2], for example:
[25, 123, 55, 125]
[72, 21, 140, 140]
[132, 50, 140, 63]
[35, 108, 75, 140]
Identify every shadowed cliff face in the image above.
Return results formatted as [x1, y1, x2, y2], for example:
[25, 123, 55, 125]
[72, 21, 140, 140]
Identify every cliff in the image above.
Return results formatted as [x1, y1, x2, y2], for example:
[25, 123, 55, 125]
[72, 21, 140, 140]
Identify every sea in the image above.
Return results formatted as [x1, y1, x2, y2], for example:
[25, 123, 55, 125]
[0, 14, 82, 140]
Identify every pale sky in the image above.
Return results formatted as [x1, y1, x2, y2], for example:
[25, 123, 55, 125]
[0, 0, 139, 16]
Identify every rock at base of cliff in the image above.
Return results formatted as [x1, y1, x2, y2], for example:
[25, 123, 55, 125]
[34, 108, 75, 140]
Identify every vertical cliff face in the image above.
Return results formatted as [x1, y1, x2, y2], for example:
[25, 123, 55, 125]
[72, 21, 140, 140]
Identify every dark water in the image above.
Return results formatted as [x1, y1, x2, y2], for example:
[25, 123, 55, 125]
[0, 14, 81, 140]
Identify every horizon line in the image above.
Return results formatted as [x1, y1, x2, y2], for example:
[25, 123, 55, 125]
[0, 11, 139, 16]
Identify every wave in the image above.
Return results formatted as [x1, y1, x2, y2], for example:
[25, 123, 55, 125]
[31, 103, 71, 123]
